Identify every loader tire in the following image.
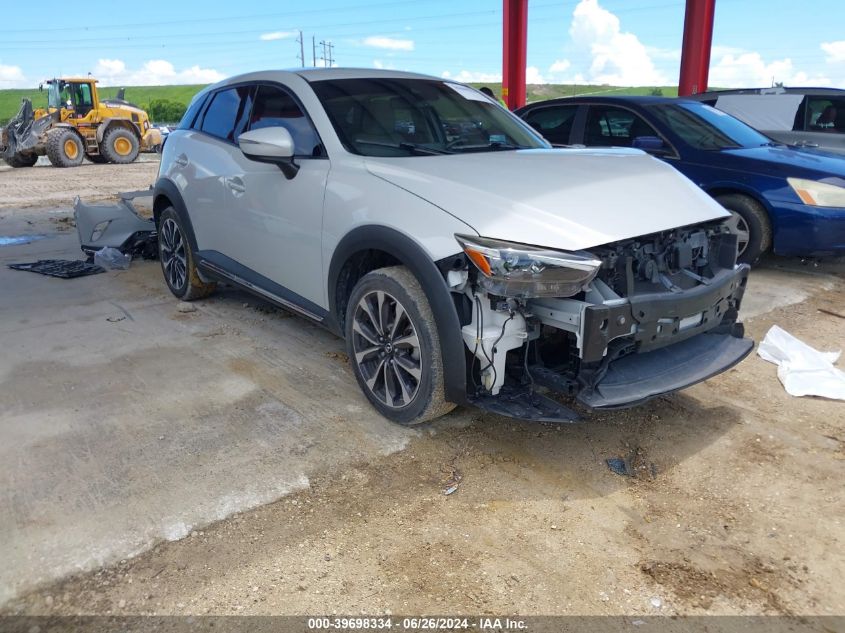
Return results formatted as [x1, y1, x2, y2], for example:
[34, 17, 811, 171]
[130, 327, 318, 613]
[101, 127, 139, 164]
[6, 153, 38, 168]
[46, 128, 84, 168]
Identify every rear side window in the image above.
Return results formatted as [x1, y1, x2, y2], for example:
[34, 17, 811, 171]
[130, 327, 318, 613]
[179, 93, 209, 130]
[249, 85, 323, 156]
[200, 86, 254, 142]
[523, 105, 578, 145]
[585, 106, 658, 147]
[806, 97, 844, 133]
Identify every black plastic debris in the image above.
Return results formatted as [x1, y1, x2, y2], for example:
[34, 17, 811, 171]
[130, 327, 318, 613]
[9, 259, 105, 279]
[606, 457, 634, 477]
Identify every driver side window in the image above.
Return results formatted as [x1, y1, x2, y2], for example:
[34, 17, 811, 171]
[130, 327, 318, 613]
[248, 85, 324, 157]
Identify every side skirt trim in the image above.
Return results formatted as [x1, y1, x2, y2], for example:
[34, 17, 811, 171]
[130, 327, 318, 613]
[198, 257, 325, 323]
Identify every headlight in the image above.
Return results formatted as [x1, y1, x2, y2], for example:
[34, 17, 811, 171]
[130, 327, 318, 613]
[455, 234, 601, 298]
[788, 177, 845, 208]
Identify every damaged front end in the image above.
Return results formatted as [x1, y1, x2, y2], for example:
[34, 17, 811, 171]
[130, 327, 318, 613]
[73, 190, 158, 259]
[450, 222, 752, 421]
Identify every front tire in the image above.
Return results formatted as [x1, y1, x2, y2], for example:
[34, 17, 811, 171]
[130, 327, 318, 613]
[345, 266, 454, 425]
[158, 207, 215, 300]
[6, 153, 38, 168]
[715, 193, 771, 265]
[46, 128, 84, 167]
[100, 126, 140, 164]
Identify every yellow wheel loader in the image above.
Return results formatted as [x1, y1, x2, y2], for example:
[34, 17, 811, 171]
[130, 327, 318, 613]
[0, 78, 162, 168]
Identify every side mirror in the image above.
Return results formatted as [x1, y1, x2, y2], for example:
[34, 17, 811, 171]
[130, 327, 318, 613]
[238, 127, 299, 179]
[632, 135, 669, 155]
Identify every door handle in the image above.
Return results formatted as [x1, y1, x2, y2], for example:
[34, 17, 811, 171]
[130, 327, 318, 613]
[174, 154, 189, 167]
[225, 176, 246, 194]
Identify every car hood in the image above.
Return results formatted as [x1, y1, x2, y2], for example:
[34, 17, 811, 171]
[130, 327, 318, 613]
[364, 148, 729, 252]
[721, 145, 845, 177]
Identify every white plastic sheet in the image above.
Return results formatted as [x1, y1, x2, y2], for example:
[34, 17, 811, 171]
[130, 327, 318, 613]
[757, 325, 845, 400]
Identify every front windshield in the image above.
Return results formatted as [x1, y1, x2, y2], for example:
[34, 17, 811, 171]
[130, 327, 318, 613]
[648, 102, 773, 150]
[310, 77, 549, 156]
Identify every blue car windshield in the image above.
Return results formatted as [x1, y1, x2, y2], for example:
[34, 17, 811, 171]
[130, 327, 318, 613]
[648, 102, 773, 150]
[310, 77, 549, 156]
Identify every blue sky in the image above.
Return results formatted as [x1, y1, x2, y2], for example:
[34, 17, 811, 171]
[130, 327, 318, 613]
[2, 0, 844, 88]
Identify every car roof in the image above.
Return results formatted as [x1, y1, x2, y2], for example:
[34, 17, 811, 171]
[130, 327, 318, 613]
[206, 67, 443, 91]
[691, 87, 845, 98]
[295, 67, 441, 82]
[520, 95, 696, 109]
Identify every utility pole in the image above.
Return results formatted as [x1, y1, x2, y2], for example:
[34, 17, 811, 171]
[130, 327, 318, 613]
[312, 35, 317, 67]
[320, 40, 334, 68]
[296, 30, 305, 68]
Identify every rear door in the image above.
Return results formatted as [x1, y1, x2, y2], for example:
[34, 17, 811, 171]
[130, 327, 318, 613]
[520, 104, 582, 146]
[177, 85, 255, 257]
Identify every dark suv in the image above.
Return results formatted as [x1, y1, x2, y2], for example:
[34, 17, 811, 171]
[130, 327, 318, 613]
[689, 87, 845, 155]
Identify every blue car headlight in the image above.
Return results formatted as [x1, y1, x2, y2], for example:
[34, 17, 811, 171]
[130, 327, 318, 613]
[788, 177, 845, 208]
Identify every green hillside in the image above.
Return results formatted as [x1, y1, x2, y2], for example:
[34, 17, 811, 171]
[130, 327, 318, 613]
[469, 83, 679, 100]
[0, 82, 680, 124]
[0, 84, 206, 124]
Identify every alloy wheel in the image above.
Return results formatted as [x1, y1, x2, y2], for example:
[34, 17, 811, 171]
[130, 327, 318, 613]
[160, 218, 187, 290]
[351, 290, 422, 409]
[725, 211, 751, 258]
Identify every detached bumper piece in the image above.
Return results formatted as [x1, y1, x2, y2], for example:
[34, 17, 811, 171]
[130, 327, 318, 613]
[577, 330, 753, 409]
[74, 190, 157, 259]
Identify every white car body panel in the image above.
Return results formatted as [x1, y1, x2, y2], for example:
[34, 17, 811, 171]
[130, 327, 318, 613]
[364, 148, 730, 252]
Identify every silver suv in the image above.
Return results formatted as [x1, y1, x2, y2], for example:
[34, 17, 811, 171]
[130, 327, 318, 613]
[155, 69, 753, 425]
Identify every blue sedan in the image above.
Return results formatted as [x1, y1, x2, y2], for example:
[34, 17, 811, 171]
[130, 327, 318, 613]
[516, 96, 845, 263]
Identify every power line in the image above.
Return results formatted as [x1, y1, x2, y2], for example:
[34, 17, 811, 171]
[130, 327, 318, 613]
[0, 0, 463, 34]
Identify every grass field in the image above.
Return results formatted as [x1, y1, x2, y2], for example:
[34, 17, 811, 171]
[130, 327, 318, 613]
[0, 82, 679, 124]
[0, 85, 205, 124]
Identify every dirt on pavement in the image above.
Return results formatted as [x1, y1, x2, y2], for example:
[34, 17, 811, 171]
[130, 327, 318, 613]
[0, 161, 843, 618]
[0, 156, 159, 210]
[4, 265, 844, 619]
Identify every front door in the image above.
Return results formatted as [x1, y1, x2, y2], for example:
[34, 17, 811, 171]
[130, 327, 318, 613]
[224, 83, 330, 309]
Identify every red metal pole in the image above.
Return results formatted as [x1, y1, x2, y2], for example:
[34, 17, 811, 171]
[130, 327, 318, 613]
[502, 0, 528, 110]
[678, 0, 716, 96]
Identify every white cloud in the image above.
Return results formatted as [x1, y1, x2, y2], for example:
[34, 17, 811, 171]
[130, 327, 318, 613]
[260, 31, 298, 41]
[822, 41, 845, 64]
[549, 59, 571, 74]
[441, 70, 502, 83]
[0, 61, 27, 88]
[526, 66, 547, 84]
[569, 0, 666, 85]
[709, 51, 832, 88]
[363, 36, 414, 51]
[94, 59, 224, 86]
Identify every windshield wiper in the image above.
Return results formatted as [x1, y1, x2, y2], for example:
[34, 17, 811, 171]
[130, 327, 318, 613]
[449, 141, 529, 152]
[354, 139, 452, 155]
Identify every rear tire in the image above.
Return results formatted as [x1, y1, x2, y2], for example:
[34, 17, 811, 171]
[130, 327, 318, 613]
[100, 126, 140, 164]
[6, 153, 38, 168]
[345, 266, 455, 425]
[45, 128, 84, 168]
[714, 193, 771, 265]
[158, 207, 216, 301]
